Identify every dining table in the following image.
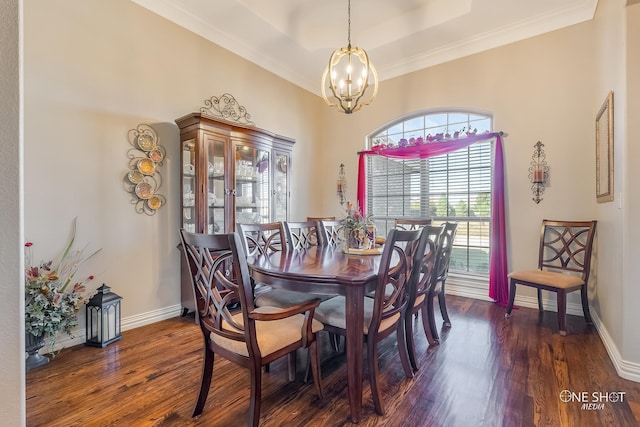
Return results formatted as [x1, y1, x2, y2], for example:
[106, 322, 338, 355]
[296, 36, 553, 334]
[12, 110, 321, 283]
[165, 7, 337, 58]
[247, 244, 382, 423]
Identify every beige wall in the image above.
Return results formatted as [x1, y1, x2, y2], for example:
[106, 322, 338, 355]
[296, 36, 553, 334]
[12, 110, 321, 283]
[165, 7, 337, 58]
[590, 0, 626, 362]
[0, 0, 25, 425]
[22, 0, 322, 327]
[624, 2, 640, 364]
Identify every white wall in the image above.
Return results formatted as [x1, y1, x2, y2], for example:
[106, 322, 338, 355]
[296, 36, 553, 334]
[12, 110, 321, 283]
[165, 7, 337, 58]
[0, 0, 25, 425]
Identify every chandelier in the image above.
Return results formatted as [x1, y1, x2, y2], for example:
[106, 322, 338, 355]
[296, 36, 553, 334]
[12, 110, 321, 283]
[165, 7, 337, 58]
[321, 0, 378, 114]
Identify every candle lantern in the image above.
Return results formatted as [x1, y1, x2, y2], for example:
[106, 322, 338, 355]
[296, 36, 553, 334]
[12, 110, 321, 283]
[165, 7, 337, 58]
[85, 284, 123, 347]
[337, 163, 347, 206]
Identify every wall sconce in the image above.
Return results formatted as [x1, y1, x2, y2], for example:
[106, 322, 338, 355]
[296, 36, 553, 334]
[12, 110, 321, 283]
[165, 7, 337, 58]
[337, 163, 347, 206]
[529, 141, 548, 204]
[85, 284, 123, 348]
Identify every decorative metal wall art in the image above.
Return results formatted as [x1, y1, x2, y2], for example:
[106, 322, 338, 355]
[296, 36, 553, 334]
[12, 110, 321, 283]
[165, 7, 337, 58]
[337, 163, 347, 206]
[529, 141, 548, 204]
[123, 124, 166, 215]
[200, 93, 255, 126]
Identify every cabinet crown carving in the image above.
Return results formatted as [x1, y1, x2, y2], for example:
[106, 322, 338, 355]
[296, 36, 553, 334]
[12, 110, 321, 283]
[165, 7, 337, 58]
[199, 93, 255, 126]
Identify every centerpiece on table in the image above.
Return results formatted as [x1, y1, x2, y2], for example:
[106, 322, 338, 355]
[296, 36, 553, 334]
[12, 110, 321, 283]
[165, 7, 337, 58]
[24, 218, 100, 370]
[343, 202, 376, 252]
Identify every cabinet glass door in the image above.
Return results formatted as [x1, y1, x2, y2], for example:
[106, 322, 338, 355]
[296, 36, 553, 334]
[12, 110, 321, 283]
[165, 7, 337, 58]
[273, 151, 290, 222]
[182, 139, 196, 233]
[235, 144, 270, 225]
[206, 135, 226, 234]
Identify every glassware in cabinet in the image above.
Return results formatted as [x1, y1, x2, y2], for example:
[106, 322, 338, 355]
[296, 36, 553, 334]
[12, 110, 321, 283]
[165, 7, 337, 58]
[207, 135, 226, 234]
[182, 138, 196, 233]
[234, 143, 270, 225]
[272, 151, 290, 222]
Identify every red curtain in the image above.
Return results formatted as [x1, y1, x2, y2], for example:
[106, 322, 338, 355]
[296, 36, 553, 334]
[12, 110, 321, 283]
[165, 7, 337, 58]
[356, 132, 509, 305]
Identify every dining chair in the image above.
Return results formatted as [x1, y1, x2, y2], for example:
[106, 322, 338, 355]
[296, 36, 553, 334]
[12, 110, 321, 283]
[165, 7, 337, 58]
[285, 220, 342, 357]
[179, 230, 323, 427]
[318, 219, 345, 247]
[284, 220, 324, 249]
[506, 220, 597, 335]
[405, 224, 444, 370]
[313, 227, 429, 415]
[394, 217, 432, 230]
[430, 222, 458, 339]
[237, 222, 323, 309]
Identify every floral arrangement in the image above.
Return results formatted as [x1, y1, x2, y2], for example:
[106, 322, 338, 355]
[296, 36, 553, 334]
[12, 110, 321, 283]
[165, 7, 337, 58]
[25, 218, 100, 355]
[343, 202, 374, 249]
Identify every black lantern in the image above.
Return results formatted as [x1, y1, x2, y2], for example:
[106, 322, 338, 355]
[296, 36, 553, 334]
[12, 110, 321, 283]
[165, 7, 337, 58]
[85, 284, 123, 347]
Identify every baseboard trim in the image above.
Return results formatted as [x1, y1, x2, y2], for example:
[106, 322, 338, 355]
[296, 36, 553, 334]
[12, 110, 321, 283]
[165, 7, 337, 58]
[122, 304, 183, 331]
[591, 311, 640, 383]
[44, 304, 183, 353]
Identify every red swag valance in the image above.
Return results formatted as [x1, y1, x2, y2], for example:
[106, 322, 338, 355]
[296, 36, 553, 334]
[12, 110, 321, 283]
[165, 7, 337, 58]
[356, 132, 508, 305]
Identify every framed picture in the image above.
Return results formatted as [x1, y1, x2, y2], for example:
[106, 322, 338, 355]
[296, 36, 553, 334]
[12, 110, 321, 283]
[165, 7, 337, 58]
[596, 91, 614, 203]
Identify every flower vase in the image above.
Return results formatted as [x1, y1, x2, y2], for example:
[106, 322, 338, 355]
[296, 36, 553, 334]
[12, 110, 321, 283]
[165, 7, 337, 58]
[345, 228, 364, 249]
[25, 332, 49, 371]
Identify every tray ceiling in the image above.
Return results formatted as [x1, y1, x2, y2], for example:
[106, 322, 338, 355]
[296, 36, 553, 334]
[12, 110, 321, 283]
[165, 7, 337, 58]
[131, 0, 598, 95]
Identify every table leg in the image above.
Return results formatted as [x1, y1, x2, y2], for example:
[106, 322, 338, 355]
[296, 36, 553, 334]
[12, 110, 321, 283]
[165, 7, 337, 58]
[345, 286, 364, 423]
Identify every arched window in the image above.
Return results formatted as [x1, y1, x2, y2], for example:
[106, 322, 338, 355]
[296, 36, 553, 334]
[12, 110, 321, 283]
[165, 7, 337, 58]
[367, 110, 493, 275]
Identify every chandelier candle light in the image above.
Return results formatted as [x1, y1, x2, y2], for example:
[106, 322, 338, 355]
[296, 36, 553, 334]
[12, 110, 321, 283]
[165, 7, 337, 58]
[529, 141, 549, 204]
[321, 0, 378, 114]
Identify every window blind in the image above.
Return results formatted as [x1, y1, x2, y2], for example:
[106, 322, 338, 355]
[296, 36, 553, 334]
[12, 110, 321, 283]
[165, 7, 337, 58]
[367, 111, 493, 274]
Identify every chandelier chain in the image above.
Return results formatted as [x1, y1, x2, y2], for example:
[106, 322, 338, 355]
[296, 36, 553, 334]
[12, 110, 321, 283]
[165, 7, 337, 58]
[347, 0, 351, 47]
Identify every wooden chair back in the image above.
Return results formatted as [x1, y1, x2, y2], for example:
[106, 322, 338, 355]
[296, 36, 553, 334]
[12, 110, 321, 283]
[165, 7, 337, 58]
[307, 216, 336, 221]
[409, 225, 444, 307]
[284, 220, 323, 250]
[318, 219, 345, 247]
[538, 220, 597, 282]
[369, 228, 429, 336]
[236, 222, 286, 257]
[435, 222, 459, 285]
[394, 218, 432, 230]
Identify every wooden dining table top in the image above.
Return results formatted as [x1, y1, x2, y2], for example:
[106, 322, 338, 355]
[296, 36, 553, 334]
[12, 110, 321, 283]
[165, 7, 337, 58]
[248, 245, 382, 290]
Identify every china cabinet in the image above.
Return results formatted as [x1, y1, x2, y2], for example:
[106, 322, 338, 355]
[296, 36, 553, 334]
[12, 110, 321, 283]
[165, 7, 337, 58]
[176, 112, 294, 312]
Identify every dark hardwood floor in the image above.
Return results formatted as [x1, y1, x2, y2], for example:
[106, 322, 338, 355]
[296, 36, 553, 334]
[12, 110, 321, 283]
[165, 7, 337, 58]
[26, 295, 640, 426]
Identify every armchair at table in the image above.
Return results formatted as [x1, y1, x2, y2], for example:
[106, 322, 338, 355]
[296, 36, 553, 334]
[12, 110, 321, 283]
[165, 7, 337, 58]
[313, 227, 429, 415]
[505, 220, 597, 335]
[179, 230, 323, 427]
[432, 222, 458, 336]
[405, 224, 444, 370]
